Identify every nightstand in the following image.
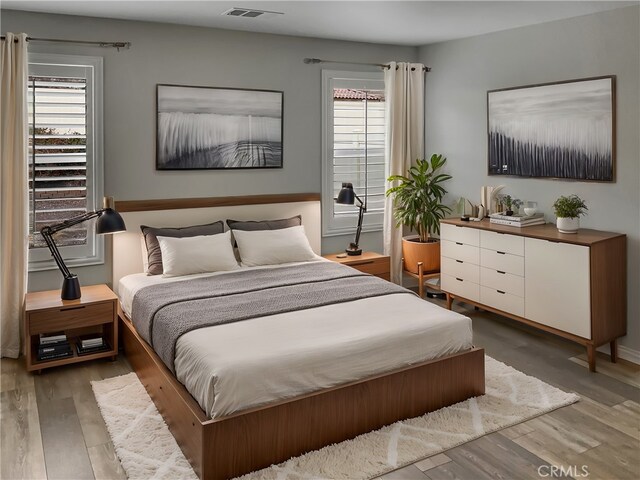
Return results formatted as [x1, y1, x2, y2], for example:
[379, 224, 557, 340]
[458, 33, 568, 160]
[323, 252, 391, 280]
[24, 284, 118, 373]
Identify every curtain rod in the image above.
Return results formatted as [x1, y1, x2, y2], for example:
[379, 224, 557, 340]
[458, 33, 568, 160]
[303, 58, 430, 72]
[0, 35, 131, 50]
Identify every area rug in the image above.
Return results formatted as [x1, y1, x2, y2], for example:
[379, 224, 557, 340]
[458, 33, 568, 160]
[91, 356, 579, 480]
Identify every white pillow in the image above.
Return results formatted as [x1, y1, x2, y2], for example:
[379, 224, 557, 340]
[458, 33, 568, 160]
[156, 231, 239, 277]
[233, 225, 317, 267]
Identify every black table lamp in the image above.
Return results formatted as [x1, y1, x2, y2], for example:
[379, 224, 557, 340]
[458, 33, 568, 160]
[40, 196, 126, 300]
[335, 182, 366, 256]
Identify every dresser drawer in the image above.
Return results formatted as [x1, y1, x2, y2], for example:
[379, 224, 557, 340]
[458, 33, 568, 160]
[480, 286, 525, 317]
[480, 230, 524, 256]
[29, 302, 114, 335]
[480, 248, 524, 276]
[480, 267, 524, 297]
[441, 274, 480, 302]
[440, 223, 480, 247]
[441, 257, 479, 284]
[441, 240, 479, 265]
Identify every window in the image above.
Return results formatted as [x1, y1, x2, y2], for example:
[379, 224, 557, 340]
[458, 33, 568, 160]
[27, 54, 103, 271]
[322, 70, 386, 236]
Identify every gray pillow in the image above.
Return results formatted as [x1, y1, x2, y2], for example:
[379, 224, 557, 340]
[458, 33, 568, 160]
[226, 215, 302, 248]
[226, 215, 302, 232]
[140, 221, 224, 275]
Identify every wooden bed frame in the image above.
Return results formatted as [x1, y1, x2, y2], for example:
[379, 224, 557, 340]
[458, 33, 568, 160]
[112, 194, 486, 480]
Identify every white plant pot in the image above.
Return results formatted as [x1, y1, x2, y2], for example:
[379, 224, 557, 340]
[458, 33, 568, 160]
[557, 217, 580, 234]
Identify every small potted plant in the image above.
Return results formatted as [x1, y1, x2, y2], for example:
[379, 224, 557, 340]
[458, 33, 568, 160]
[497, 194, 523, 216]
[553, 194, 587, 234]
[386, 154, 452, 274]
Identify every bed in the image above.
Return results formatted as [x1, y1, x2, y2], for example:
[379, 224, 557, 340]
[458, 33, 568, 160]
[113, 193, 485, 480]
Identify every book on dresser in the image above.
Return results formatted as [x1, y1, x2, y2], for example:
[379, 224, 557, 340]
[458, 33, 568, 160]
[489, 212, 545, 227]
[490, 212, 544, 222]
[489, 217, 546, 227]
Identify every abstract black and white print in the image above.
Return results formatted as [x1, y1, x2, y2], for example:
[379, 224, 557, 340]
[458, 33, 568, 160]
[157, 85, 283, 169]
[488, 77, 614, 181]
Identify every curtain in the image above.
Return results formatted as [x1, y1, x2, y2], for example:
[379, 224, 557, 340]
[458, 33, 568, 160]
[1, 33, 29, 358]
[383, 62, 425, 284]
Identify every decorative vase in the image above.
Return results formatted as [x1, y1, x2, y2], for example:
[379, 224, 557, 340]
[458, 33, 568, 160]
[506, 210, 514, 216]
[402, 236, 441, 274]
[557, 217, 580, 234]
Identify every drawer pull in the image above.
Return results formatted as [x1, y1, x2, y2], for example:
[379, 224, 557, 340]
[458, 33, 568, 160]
[456, 277, 464, 282]
[496, 251, 506, 255]
[348, 260, 375, 266]
[497, 290, 506, 294]
[456, 260, 463, 264]
[60, 306, 86, 312]
[456, 242, 463, 245]
[497, 270, 506, 274]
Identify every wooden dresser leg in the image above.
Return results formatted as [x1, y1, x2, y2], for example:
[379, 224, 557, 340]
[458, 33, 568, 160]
[446, 293, 452, 310]
[610, 339, 618, 363]
[418, 262, 424, 299]
[587, 345, 596, 372]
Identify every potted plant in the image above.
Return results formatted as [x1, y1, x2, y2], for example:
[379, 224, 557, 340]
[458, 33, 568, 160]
[386, 154, 452, 274]
[497, 194, 523, 216]
[553, 194, 587, 234]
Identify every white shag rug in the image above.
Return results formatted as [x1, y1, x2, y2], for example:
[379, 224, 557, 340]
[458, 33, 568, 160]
[91, 356, 579, 480]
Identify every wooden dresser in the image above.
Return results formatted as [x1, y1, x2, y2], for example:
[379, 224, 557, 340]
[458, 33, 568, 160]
[440, 218, 626, 372]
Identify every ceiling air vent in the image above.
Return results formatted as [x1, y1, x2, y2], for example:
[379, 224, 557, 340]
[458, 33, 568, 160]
[221, 7, 284, 19]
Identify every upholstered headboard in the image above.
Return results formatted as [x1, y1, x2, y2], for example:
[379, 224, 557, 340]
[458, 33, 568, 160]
[111, 193, 321, 292]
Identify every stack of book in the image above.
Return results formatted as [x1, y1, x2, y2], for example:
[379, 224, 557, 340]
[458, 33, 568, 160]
[489, 212, 545, 227]
[76, 334, 109, 355]
[38, 332, 73, 361]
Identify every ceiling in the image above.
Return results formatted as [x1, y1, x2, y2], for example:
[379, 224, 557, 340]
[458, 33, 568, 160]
[2, 1, 637, 46]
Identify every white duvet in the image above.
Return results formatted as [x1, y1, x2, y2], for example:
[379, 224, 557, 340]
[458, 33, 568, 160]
[119, 260, 473, 418]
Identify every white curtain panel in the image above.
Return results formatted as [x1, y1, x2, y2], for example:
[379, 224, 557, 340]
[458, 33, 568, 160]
[383, 62, 425, 284]
[1, 33, 29, 358]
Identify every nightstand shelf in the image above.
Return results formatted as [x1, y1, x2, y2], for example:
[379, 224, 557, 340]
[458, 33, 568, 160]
[24, 284, 118, 373]
[323, 251, 390, 280]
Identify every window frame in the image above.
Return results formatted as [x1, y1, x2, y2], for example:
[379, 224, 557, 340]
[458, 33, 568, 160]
[27, 53, 104, 272]
[321, 69, 385, 237]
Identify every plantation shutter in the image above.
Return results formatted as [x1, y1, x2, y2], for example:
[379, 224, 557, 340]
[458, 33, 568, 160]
[332, 88, 386, 217]
[27, 54, 103, 272]
[28, 75, 88, 248]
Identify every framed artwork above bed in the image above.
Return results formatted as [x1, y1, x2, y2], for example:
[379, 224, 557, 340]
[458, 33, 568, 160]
[156, 84, 283, 170]
[487, 76, 615, 182]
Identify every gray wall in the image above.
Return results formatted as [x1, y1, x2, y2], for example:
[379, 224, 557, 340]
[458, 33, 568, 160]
[1, 9, 408, 291]
[418, 6, 640, 353]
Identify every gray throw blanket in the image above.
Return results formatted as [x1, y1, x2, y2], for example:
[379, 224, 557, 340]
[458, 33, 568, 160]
[131, 262, 412, 372]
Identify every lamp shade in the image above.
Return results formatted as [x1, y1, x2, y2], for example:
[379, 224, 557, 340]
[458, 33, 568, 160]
[96, 208, 126, 234]
[336, 182, 355, 205]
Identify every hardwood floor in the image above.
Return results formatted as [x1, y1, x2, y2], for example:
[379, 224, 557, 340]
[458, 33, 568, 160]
[1, 300, 639, 480]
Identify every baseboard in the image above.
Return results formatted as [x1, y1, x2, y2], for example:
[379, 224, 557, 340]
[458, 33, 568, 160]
[596, 344, 640, 365]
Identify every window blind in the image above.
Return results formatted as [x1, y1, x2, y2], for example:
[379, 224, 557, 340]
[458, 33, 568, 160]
[28, 76, 88, 248]
[332, 88, 386, 217]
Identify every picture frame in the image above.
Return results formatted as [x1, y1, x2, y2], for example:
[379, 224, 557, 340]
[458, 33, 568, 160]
[156, 84, 283, 170]
[487, 76, 615, 182]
